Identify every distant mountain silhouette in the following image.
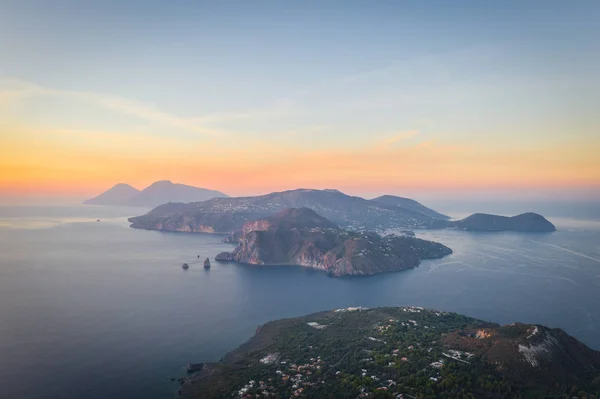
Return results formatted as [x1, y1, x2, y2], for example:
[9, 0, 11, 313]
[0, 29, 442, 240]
[84, 180, 228, 207]
[84, 183, 140, 205]
[126, 180, 228, 207]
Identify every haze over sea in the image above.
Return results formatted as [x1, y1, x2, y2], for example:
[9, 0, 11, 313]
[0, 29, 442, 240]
[1, 201, 599, 399]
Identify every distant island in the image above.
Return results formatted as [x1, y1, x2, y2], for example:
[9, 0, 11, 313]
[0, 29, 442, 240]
[83, 183, 140, 206]
[178, 306, 600, 398]
[440, 212, 557, 232]
[214, 208, 452, 276]
[84, 180, 228, 208]
[128, 188, 450, 233]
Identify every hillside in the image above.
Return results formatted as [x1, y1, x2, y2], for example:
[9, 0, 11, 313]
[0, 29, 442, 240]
[214, 208, 452, 276]
[84, 180, 227, 207]
[178, 307, 600, 398]
[83, 183, 140, 205]
[371, 195, 450, 220]
[128, 189, 448, 233]
[241, 207, 339, 234]
[447, 212, 556, 232]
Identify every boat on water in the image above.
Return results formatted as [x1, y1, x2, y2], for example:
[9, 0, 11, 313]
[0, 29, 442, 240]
[182, 263, 189, 270]
[203, 258, 211, 269]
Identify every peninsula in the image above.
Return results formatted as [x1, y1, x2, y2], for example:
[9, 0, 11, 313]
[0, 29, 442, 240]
[179, 307, 600, 398]
[215, 208, 452, 276]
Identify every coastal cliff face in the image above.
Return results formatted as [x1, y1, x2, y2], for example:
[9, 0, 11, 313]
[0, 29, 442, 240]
[215, 208, 452, 276]
[130, 207, 252, 233]
[128, 188, 449, 233]
[447, 212, 556, 232]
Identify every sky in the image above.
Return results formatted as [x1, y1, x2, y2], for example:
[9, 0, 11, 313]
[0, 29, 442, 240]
[1, 0, 599, 201]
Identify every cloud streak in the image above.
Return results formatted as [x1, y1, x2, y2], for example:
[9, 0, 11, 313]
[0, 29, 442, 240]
[373, 130, 419, 150]
[0, 77, 231, 136]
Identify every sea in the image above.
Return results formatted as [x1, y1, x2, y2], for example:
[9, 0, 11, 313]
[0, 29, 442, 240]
[0, 201, 599, 399]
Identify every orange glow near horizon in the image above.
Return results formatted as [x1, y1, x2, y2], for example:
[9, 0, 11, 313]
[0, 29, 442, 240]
[1, 120, 599, 199]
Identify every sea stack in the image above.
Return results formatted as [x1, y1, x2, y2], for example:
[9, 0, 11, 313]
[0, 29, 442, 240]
[203, 258, 211, 269]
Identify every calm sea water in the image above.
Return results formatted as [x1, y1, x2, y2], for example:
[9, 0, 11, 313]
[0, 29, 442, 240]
[1, 204, 599, 399]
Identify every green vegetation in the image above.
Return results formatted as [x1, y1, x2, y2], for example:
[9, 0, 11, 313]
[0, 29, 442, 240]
[180, 307, 600, 399]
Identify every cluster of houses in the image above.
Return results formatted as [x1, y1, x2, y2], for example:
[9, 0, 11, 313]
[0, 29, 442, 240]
[236, 355, 327, 398]
[236, 379, 276, 398]
[334, 306, 369, 312]
[234, 308, 467, 398]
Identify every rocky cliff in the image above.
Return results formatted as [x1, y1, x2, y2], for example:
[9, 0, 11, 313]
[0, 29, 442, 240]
[215, 208, 452, 276]
[443, 321, 600, 386]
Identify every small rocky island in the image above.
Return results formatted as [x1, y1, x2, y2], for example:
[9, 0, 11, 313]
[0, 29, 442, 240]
[178, 307, 600, 398]
[215, 208, 452, 276]
[442, 212, 556, 232]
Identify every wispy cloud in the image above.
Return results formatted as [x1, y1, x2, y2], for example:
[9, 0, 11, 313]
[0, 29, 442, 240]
[0, 77, 257, 136]
[0, 77, 311, 136]
[283, 124, 330, 138]
[192, 98, 298, 124]
[372, 130, 419, 150]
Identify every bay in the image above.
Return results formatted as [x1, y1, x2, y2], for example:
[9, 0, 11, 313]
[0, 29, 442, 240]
[0, 204, 599, 399]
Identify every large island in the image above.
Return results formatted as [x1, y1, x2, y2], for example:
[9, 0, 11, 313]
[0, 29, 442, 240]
[127, 188, 557, 234]
[127, 188, 450, 233]
[179, 307, 600, 398]
[215, 208, 452, 276]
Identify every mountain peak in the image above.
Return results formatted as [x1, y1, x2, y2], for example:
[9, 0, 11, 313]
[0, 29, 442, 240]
[113, 183, 136, 188]
[84, 181, 227, 207]
[83, 183, 140, 205]
[149, 180, 174, 187]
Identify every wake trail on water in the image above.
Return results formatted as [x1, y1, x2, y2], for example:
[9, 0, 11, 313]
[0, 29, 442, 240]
[471, 251, 508, 261]
[530, 240, 600, 264]
[427, 261, 465, 273]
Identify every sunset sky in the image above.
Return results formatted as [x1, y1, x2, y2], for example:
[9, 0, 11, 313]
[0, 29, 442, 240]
[1, 1, 599, 200]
